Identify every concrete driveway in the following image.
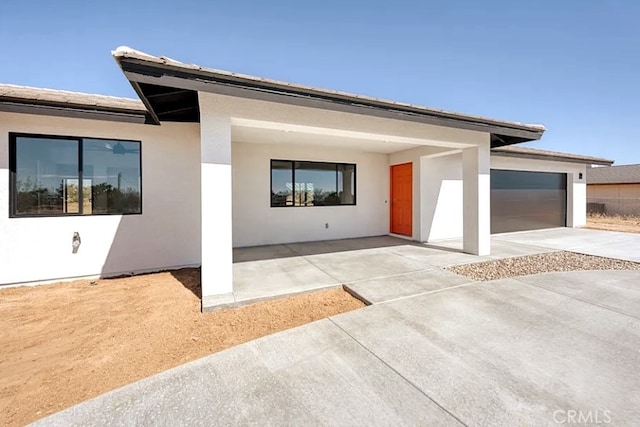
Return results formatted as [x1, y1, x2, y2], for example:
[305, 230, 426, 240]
[493, 227, 640, 262]
[34, 229, 640, 426]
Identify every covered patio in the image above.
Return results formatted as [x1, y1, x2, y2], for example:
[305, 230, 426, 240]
[201, 234, 556, 310]
[111, 47, 545, 310]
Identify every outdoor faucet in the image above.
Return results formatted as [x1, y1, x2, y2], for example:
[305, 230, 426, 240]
[72, 232, 81, 254]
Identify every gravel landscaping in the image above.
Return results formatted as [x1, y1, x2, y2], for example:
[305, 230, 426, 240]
[448, 251, 640, 281]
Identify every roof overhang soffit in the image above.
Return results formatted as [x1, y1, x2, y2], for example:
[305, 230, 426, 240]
[116, 58, 545, 146]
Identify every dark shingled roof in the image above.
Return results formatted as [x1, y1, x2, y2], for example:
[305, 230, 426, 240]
[492, 146, 614, 166]
[587, 164, 640, 184]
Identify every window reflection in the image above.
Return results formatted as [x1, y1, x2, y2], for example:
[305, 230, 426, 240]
[295, 161, 338, 206]
[271, 160, 294, 207]
[270, 160, 356, 207]
[337, 164, 355, 204]
[83, 140, 141, 214]
[11, 135, 141, 216]
[14, 137, 79, 215]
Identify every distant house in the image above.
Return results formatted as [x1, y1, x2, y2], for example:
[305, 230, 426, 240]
[587, 164, 640, 215]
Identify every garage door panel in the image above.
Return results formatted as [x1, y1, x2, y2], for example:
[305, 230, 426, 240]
[492, 191, 565, 215]
[491, 170, 567, 234]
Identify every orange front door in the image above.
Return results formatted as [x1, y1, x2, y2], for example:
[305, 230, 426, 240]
[390, 162, 412, 236]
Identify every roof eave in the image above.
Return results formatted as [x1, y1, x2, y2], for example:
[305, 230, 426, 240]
[113, 55, 545, 145]
[0, 98, 151, 124]
[491, 149, 614, 166]
[586, 181, 635, 185]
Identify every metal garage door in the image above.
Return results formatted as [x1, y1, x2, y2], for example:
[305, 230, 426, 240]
[491, 169, 567, 234]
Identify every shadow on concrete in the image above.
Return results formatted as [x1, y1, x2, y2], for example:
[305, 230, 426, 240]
[421, 243, 465, 254]
[233, 235, 421, 263]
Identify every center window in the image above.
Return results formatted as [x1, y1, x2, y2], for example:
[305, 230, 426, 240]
[271, 160, 356, 207]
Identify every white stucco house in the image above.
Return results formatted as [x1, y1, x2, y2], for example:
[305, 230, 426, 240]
[0, 47, 612, 309]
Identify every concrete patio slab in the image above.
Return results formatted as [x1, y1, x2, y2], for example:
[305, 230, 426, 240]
[577, 240, 640, 262]
[410, 251, 487, 268]
[516, 270, 640, 319]
[485, 239, 559, 258]
[383, 243, 451, 258]
[233, 244, 298, 262]
[303, 248, 431, 283]
[345, 269, 475, 304]
[284, 235, 409, 256]
[33, 319, 461, 427]
[232, 257, 339, 302]
[211, 236, 429, 310]
[385, 244, 476, 264]
[214, 229, 639, 311]
[422, 238, 556, 266]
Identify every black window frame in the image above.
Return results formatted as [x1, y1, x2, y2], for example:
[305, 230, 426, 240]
[270, 159, 357, 208]
[9, 132, 143, 218]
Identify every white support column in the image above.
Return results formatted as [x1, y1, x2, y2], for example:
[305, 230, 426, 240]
[568, 170, 587, 228]
[462, 141, 491, 255]
[199, 94, 233, 305]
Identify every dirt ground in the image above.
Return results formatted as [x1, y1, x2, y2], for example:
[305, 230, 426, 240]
[0, 269, 364, 426]
[586, 213, 640, 233]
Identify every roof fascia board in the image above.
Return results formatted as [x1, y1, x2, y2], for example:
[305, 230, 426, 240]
[587, 181, 638, 185]
[119, 60, 544, 142]
[492, 150, 613, 166]
[124, 60, 541, 132]
[0, 101, 147, 124]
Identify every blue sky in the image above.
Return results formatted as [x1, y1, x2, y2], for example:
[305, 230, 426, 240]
[1, 1, 638, 164]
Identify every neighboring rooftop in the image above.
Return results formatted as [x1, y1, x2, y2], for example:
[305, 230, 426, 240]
[492, 145, 614, 166]
[112, 46, 546, 147]
[0, 84, 149, 124]
[587, 164, 640, 184]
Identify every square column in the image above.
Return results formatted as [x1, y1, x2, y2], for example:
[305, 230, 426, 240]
[199, 94, 233, 304]
[462, 142, 491, 255]
[567, 171, 587, 227]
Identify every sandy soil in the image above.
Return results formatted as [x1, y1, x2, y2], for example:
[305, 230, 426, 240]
[586, 214, 640, 234]
[0, 269, 364, 426]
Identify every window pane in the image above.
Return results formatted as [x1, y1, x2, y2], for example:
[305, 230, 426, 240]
[83, 139, 141, 214]
[271, 161, 293, 206]
[294, 161, 338, 206]
[270, 160, 357, 208]
[337, 164, 355, 204]
[14, 137, 79, 215]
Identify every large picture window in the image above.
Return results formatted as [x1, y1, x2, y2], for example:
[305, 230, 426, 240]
[271, 160, 356, 207]
[9, 133, 142, 217]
